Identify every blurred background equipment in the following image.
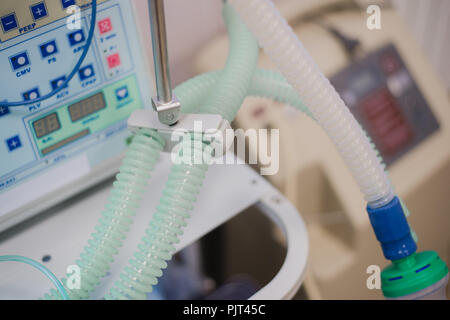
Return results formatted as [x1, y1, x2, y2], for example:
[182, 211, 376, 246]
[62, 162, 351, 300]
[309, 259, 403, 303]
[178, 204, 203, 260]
[194, 0, 450, 299]
[391, 0, 450, 90]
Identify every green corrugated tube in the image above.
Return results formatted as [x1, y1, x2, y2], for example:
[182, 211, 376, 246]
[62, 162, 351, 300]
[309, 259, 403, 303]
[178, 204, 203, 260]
[43, 129, 164, 299]
[197, 3, 259, 122]
[34, 0, 414, 301]
[176, 69, 417, 242]
[102, 4, 260, 299]
[43, 1, 258, 300]
[175, 69, 312, 118]
[175, 71, 218, 114]
[103, 66, 312, 299]
[104, 136, 209, 299]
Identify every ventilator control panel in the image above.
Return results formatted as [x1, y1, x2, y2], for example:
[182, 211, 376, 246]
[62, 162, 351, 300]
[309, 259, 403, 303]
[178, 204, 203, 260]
[0, 0, 152, 230]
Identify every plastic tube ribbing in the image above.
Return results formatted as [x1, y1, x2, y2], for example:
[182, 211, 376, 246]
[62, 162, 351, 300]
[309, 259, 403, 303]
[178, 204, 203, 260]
[229, 0, 394, 207]
[197, 3, 259, 122]
[43, 129, 164, 299]
[104, 137, 209, 299]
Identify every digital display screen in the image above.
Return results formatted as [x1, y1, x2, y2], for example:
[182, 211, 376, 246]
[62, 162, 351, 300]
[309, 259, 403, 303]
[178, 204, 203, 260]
[32, 112, 61, 138]
[68, 92, 106, 122]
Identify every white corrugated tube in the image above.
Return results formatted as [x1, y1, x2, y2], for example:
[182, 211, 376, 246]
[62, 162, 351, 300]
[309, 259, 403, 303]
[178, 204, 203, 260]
[229, 0, 394, 208]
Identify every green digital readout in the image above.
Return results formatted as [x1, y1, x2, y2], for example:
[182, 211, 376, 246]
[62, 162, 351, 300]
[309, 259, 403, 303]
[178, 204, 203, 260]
[68, 92, 106, 122]
[30, 75, 141, 157]
[32, 112, 61, 138]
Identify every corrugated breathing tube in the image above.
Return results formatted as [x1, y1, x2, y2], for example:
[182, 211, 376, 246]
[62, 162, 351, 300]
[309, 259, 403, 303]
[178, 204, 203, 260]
[229, 0, 395, 208]
[43, 129, 164, 299]
[103, 3, 259, 299]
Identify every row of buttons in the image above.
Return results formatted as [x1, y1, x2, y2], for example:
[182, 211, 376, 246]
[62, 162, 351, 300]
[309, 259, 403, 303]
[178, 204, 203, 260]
[1, 1, 77, 33]
[0, 70, 93, 153]
[8, 29, 85, 71]
[19, 64, 96, 100]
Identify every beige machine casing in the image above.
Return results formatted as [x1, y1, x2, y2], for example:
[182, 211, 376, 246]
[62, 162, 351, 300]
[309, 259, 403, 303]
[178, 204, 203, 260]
[194, 2, 450, 299]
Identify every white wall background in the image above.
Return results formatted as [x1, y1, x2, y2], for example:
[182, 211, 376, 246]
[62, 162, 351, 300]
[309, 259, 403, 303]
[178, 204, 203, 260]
[133, 0, 450, 91]
[391, 0, 450, 89]
[133, 0, 225, 84]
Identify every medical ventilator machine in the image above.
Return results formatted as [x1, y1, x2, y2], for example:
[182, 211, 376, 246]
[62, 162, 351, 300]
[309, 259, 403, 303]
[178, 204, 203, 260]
[0, 0, 447, 299]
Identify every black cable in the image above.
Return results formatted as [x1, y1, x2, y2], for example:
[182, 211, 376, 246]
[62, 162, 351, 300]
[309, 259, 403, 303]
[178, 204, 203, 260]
[315, 20, 362, 60]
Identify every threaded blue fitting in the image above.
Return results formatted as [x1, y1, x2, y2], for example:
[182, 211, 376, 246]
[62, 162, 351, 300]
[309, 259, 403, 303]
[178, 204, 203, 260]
[367, 196, 416, 260]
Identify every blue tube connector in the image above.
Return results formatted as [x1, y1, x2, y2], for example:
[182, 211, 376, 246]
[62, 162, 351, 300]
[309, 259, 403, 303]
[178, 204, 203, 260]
[367, 196, 416, 260]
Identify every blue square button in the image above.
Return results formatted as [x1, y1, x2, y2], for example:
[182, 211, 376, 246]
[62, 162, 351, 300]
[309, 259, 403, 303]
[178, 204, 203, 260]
[9, 52, 30, 70]
[1, 13, 18, 32]
[61, 0, 76, 9]
[22, 88, 40, 101]
[0, 106, 10, 117]
[115, 86, 129, 101]
[6, 135, 22, 152]
[50, 76, 67, 90]
[78, 65, 94, 81]
[40, 40, 58, 58]
[68, 29, 85, 46]
[30, 2, 48, 21]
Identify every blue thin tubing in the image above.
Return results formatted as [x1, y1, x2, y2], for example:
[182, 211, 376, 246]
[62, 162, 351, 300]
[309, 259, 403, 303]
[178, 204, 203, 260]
[0, 0, 97, 108]
[0, 255, 69, 300]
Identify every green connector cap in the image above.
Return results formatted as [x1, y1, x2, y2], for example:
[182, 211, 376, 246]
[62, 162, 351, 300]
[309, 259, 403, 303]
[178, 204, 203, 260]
[381, 251, 449, 298]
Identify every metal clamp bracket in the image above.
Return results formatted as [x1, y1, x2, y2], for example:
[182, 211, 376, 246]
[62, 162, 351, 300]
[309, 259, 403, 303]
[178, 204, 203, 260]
[128, 109, 232, 157]
[151, 95, 181, 126]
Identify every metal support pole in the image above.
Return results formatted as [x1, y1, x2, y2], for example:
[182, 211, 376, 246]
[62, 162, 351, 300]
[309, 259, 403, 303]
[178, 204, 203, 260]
[148, 0, 180, 125]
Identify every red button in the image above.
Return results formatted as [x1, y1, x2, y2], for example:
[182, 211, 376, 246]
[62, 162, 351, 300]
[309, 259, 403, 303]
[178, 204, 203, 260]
[98, 17, 113, 34]
[107, 53, 121, 68]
